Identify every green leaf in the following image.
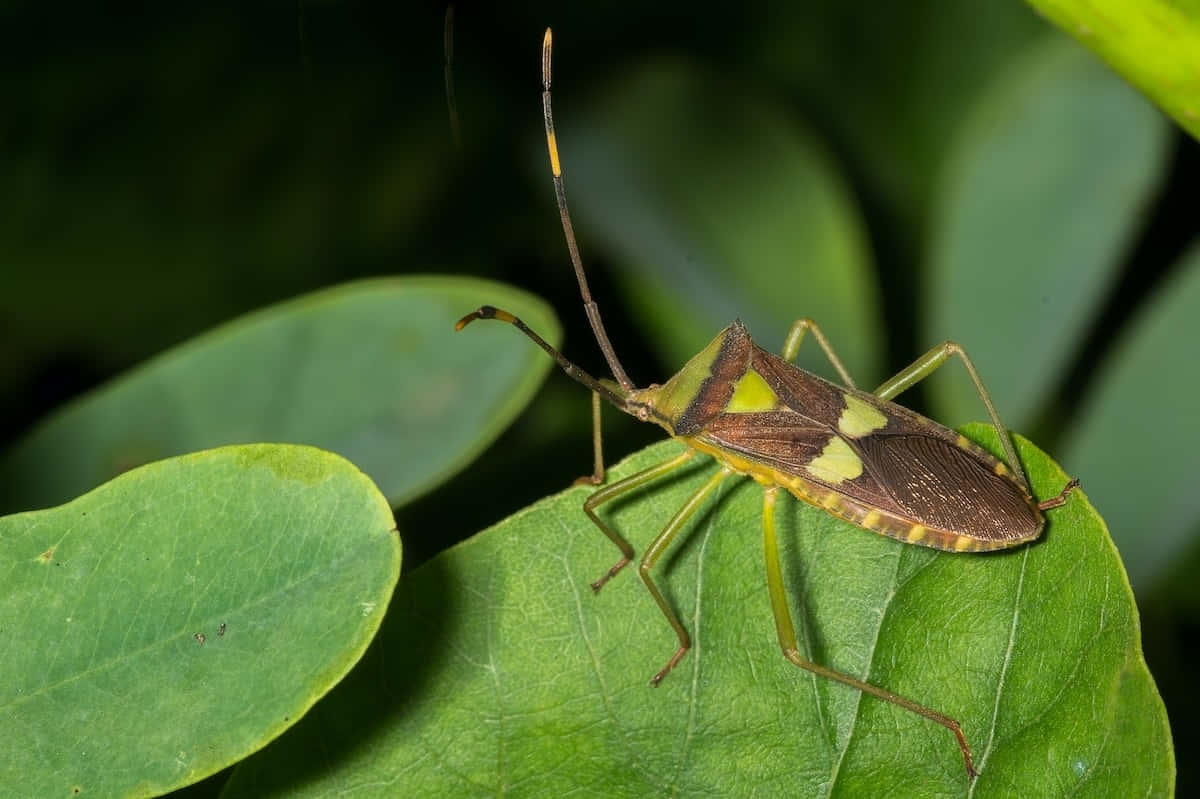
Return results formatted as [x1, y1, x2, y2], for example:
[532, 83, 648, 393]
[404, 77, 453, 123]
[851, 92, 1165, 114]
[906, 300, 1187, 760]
[561, 58, 883, 384]
[0, 444, 400, 798]
[0, 276, 558, 512]
[1027, 0, 1200, 143]
[927, 36, 1169, 431]
[1063, 242, 1200, 590]
[223, 430, 1171, 796]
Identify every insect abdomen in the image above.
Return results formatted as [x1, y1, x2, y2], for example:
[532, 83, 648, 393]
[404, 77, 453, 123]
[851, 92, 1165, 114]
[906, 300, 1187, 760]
[685, 435, 1042, 553]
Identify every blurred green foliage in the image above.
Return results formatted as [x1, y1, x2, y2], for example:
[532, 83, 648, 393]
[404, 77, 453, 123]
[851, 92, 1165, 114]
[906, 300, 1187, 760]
[2, 1, 1196, 795]
[0, 277, 558, 512]
[1028, 0, 1200, 141]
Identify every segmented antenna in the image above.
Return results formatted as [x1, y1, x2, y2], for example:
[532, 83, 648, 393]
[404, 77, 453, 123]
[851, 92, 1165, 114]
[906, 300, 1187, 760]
[455, 305, 629, 409]
[541, 28, 634, 391]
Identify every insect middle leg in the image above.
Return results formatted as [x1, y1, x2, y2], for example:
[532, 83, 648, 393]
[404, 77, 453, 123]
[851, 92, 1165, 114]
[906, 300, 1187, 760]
[583, 449, 696, 591]
[760, 487, 979, 778]
[781, 318, 856, 388]
[871, 340, 1026, 493]
[639, 465, 732, 685]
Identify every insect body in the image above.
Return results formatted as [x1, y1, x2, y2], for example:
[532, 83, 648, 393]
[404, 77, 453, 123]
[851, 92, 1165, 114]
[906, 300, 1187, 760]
[635, 320, 1047, 552]
[457, 28, 1078, 780]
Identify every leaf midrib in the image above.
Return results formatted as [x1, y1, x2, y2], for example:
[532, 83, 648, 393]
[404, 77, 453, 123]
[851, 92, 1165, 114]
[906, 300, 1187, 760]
[823, 533, 905, 795]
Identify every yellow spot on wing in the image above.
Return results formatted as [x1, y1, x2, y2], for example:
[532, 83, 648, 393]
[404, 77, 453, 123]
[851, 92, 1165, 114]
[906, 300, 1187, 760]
[905, 525, 927, 544]
[805, 436, 862, 484]
[725, 369, 779, 413]
[838, 394, 888, 437]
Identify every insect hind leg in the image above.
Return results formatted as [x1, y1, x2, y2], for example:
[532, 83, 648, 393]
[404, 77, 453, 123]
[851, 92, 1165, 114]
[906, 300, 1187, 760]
[759, 487, 979, 778]
[871, 340, 1028, 495]
[1037, 477, 1081, 511]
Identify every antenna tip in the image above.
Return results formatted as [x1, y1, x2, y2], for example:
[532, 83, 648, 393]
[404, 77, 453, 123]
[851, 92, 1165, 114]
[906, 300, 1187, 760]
[456, 305, 515, 331]
[542, 28, 553, 86]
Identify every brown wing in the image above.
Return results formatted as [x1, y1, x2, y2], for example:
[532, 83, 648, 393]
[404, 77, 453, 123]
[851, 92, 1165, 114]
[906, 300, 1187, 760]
[698, 409, 907, 518]
[699, 412, 1039, 542]
[699, 344, 1041, 542]
[855, 432, 1040, 542]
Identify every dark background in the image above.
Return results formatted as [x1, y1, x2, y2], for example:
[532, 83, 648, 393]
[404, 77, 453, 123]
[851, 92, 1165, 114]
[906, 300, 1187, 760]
[2, 2, 1195, 794]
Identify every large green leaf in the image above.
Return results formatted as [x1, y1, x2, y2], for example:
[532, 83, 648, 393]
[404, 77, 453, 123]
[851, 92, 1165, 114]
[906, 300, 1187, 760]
[1063, 242, 1200, 590]
[927, 37, 1169, 431]
[223, 430, 1171, 796]
[0, 277, 558, 513]
[0, 444, 400, 798]
[1027, 0, 1200, 142]
[560, 58, 882, 384]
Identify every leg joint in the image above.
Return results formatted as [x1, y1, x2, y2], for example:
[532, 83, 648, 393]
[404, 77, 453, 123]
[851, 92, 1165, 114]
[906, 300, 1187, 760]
[930, 339, 962, 358]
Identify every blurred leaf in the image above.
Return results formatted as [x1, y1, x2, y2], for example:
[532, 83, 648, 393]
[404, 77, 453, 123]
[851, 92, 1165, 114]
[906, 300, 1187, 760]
[1027, 0, 1200, 142]
[0, 8, 454, 394]
[560, 58, 882, 384]
[1063, 242, 1200, 590]
[0, 277, 558, 512]
[0, 444, 399, 798]
[927, 37, 1169, 430]
[223, 429, 1171, 796]
[754, 0, 1044, 230]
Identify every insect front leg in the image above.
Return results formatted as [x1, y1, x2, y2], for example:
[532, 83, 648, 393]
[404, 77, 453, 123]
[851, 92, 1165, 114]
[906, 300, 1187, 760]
[872, 339, 1028, 495]
[574, 391, 606, 485]
[759, 487, 979, 779]
[780, 318, 857, 388]
[583, 450, 696, 591]
[639, 466, 731, 685]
